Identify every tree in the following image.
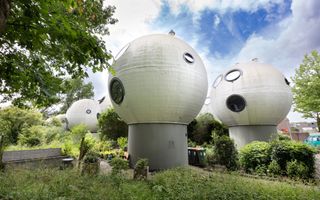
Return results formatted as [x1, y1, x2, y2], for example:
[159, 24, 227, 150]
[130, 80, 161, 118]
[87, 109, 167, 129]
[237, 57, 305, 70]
[59, 78, 94, 113]
[0, 0, 117, 107]
[0, 106, 43, 144]
[98, 108, 128, 140]
[188, 113, 228, 145]
[291, 50, 320, 130]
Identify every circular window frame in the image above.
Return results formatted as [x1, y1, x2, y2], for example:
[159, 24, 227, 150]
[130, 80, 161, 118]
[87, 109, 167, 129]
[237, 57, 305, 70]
[226, 94, 246, 113]
[225, 69, 242, 82]
[86, 109, 92, 114]
[109, 77, 125, 105]
[114, 43, 130, 61]
[213, 74, 223, 88]
[183, 52, 195, 64]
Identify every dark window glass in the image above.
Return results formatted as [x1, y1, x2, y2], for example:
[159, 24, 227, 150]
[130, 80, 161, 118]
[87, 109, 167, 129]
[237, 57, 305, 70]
[184, 53, 194, 64]
[226, 94, 246, 112]
[225, 69, 242, 82]
[110, 78, 125, 104]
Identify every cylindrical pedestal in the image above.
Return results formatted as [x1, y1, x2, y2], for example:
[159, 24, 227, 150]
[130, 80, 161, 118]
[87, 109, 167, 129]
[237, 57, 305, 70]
[128, 123, 188, 171]
[229, 125, 277, 149]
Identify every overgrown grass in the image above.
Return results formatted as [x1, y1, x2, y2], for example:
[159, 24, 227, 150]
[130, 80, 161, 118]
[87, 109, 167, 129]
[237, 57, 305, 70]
[0, 167, 319, 200]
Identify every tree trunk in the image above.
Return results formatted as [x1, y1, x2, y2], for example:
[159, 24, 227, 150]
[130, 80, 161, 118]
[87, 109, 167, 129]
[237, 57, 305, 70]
[0, 0, 11, 33]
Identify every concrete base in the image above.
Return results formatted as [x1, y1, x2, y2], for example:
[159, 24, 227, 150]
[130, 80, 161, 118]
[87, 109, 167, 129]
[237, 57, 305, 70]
[128, 123, 188, 171]
[229, 125, 277, 149]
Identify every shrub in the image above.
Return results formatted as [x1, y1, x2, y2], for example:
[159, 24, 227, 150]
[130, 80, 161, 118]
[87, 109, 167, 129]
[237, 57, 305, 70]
[205, 148, 215, 167]
[19, 125, 46, 146]
[0, 106, 43, 144]
[98, 108, 128, 140]
[270, 140, 316, 177]
[109, 157, 129, 175]
[188, 113, 228, 145]
[134, 158, 149, 180]
[255, 165, 267, 176]
[239, 141, 271, 173]
[214, 135, 238, 170]
[82, 151, 100, 175]
[268, 160, 281, 176]
[277, 134, 291, 141]
[286, 160, 309, 179]
[117, 137, 128, 150]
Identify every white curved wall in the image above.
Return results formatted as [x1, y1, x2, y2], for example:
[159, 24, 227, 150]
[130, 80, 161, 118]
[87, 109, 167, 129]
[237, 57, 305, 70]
[66, 99, 101, 132]
[109, 34, 208, 124]
[211, 61, 292, 127]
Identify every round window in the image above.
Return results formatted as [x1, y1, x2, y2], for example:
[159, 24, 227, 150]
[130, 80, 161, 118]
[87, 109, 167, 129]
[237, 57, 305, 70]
[86, 109, 92, 114]
[213, 74, 223, 88]
[225, 69, 242, 82]
[183, 53, 194, 64]
[114, 43, 130, 60]
[226, 94, 246, 112]
[110, 78, 125, 104]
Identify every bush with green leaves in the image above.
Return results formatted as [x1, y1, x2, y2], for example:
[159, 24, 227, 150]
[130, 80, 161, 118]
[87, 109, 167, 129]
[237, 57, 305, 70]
[117, 137, 128, 150]
[0, 107, 43, 144]
[134, 158, 149, 180]
[286, 160, 309, 179]
[270, 140, 316, 178]
[84, 151, 100, 164]
[239, 141, 271, 173]
[109, 157, 129, 175]
[268, 160, 281, 176]
[19, 125, 45, 147]
[187, 113, 228, 145]
[213, 135, 238, 170]
[98, 108, 128, 140]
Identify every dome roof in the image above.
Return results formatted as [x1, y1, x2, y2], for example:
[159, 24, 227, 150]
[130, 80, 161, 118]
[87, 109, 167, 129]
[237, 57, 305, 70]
[66, 99, 101, 132]
[211, 61, 292, 126]
[109, 34, 208, 124]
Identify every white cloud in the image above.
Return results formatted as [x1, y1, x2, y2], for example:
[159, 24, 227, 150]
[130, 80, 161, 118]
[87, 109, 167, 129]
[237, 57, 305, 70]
[166, 0, 286, 15]
[213, 14, 220, 27]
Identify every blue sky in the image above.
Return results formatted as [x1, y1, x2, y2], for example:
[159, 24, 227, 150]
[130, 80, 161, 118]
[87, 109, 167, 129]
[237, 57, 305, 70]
[90, 0, 320, 122]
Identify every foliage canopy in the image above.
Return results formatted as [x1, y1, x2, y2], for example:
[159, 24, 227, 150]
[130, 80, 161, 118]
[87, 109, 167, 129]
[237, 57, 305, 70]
[291, 50, 320, 130]
[0, 0, 117, 107]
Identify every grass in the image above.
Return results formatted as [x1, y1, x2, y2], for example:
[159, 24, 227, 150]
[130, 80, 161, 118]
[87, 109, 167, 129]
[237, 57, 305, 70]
[0, 167, 319, 200]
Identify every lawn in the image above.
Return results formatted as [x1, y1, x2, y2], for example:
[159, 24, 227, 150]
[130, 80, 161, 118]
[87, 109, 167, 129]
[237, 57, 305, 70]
[0, 167, 319, 200]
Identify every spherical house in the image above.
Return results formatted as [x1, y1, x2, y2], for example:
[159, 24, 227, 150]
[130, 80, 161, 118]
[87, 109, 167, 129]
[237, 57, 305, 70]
[66, 99, 101, 132]
[211, 61, 292, 148]
[109, 34, 208, 170]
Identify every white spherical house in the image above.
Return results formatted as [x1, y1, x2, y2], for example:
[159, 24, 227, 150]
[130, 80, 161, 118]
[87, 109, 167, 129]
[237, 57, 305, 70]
[211, 61, 292, 148]
[109, 34, 208, 170]
[66, 99, 101, 132]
